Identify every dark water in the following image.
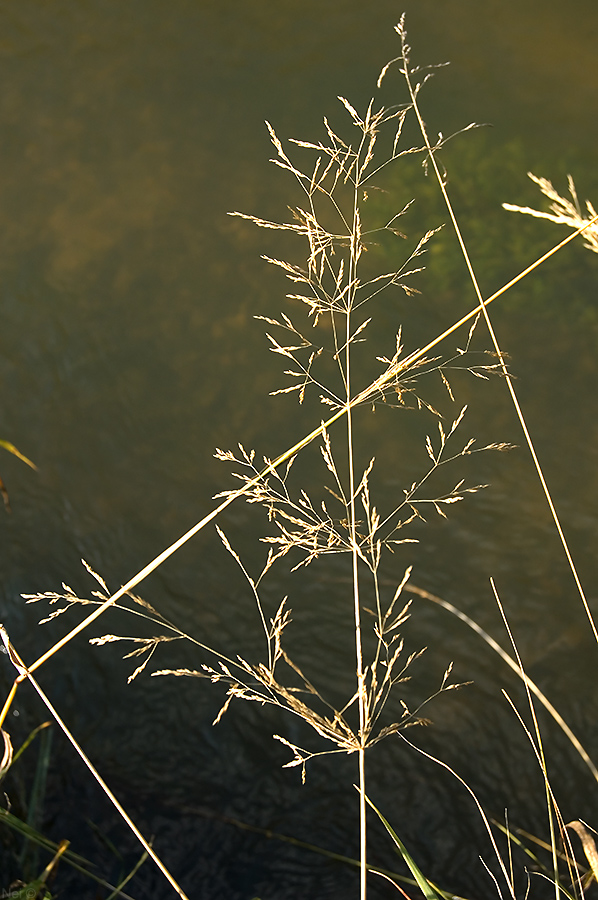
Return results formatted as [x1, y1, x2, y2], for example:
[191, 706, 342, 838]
[1, 2, 598, 897]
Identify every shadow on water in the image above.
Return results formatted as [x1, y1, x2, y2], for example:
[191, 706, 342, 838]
[1, 2, 598, 897]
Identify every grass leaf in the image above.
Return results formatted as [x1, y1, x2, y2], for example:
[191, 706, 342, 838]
[365, 794, 444, 899]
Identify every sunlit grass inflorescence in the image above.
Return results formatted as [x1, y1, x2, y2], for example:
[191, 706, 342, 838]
[17, 23, 515, 899]
[504, 173, 598, 255]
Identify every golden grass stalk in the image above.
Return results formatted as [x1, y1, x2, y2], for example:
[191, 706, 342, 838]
[384, 14, 598, 650]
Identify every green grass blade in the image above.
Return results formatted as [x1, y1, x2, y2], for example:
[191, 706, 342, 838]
[0, 808, 90, 865]
[106, 848, 149, 900]
[492, 819, 551, 873]
[0, 808, 139, 899]
[365, 794, 444, 900]
[20, 726, 53, 878]
[191, 805, 475, 895]
[12, 722, 52, 767]
[86, 816, 124, 862]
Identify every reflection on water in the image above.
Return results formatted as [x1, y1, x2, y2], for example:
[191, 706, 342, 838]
[1, 2, 598, 897]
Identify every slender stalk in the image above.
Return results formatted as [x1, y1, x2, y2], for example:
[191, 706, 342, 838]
[346, 373, 367, 900]
[400, 28, 598, 646]
[25, 410, 349, 676]
[345, 155, 367, 900]
[491, 581, 561, 900]
[357, 745, 367, 900]
[346, 379, 367, 896]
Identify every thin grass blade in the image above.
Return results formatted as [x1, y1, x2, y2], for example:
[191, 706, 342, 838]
[364, 794, 444, 899]
[0, 808, 139, 898]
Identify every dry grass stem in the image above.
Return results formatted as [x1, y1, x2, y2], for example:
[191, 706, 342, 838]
[383, 15, 598, 659]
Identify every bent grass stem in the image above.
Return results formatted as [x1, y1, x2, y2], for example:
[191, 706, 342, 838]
[405, 583, 598, 783]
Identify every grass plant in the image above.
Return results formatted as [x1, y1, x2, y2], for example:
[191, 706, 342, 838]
[1, 14, 598, 900]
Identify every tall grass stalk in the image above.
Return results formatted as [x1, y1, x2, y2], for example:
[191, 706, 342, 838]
[2, 16, 598, 900]
[388, 16, 598, 648]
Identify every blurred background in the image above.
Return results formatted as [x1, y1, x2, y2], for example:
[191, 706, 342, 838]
[1, 1, 598, 897]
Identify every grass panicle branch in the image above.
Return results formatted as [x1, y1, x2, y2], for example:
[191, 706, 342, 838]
[504, 173, 598, 256]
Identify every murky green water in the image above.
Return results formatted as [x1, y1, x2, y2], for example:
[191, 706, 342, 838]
[1, 2, 598, 897]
